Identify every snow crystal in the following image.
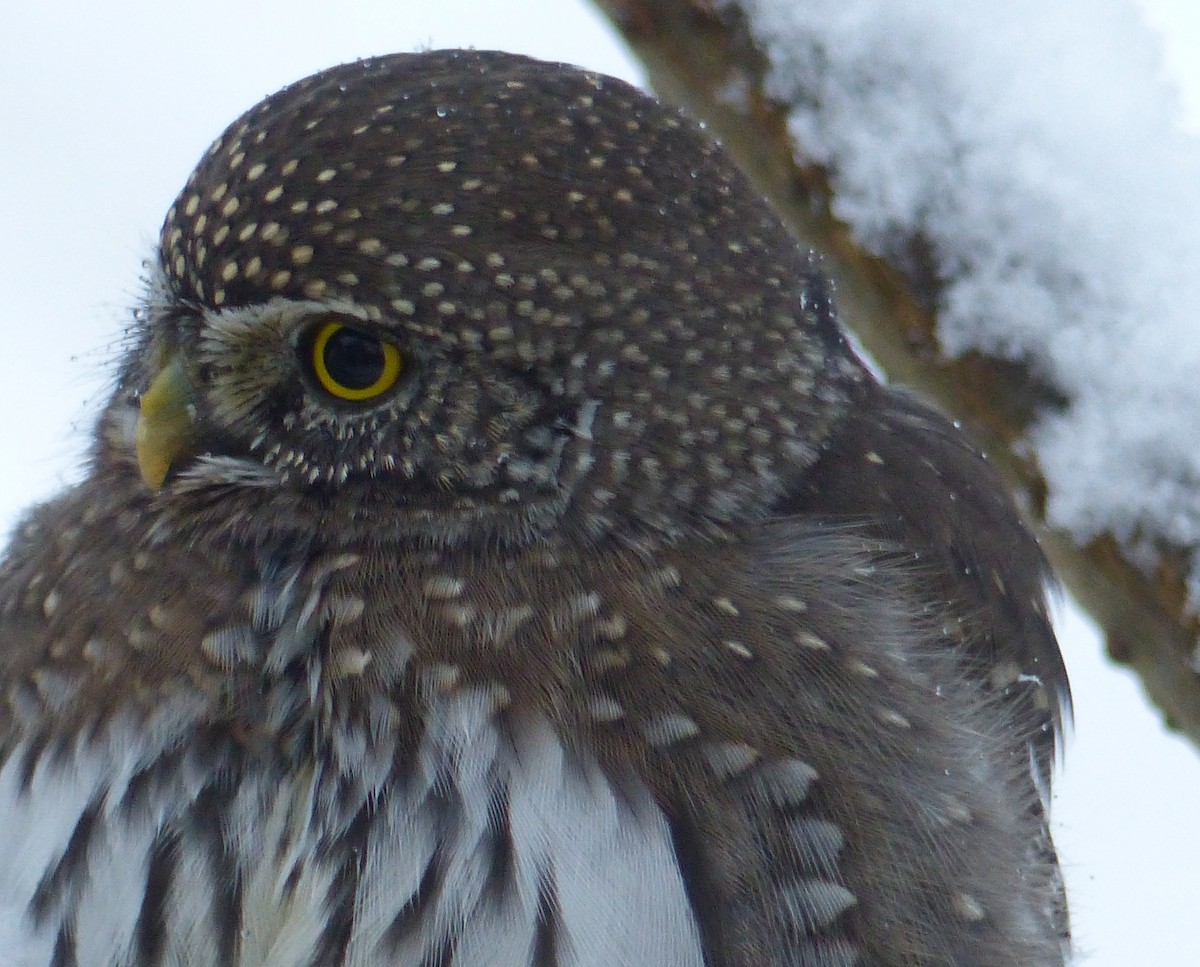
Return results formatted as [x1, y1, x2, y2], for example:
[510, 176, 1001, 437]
[728, 0, 1200, 602]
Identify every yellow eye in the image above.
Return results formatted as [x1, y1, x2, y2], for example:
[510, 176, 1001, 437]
[308, 320, 403, 402]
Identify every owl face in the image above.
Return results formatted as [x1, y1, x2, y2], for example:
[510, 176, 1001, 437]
[113, 50, 863, 548]
[131, 290, 588, 532]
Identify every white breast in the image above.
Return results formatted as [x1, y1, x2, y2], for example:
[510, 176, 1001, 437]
[0, 687, 706, 967]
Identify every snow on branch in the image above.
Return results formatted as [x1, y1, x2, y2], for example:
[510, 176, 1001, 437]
[594, 0, 1200, 743]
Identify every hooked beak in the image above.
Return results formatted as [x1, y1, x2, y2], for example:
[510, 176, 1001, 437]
[135, 354, 197, 489]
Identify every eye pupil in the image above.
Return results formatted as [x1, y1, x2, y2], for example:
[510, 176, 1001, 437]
[309, 320, 404, 402]
[323, 327, 385, 390]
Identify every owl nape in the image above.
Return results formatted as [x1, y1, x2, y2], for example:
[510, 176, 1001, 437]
[0, 50, 1069, 967]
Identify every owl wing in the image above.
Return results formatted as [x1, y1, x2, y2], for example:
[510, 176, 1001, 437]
[771, 381, 1071, 951]
[780, 381, 1070, 780]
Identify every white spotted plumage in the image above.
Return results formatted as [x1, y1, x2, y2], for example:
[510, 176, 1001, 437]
[1, 48, 1070, 966]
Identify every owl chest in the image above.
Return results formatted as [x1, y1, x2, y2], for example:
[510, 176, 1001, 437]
[0, 685, 707, 967]
[2, 532, 717, 964]
[202, 546, 661, 777]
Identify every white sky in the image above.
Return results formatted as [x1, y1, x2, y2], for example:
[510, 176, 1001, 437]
[1, 3, 1197, 965]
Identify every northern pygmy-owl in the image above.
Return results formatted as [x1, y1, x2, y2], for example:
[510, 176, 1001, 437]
[0, 50, 1070, 966]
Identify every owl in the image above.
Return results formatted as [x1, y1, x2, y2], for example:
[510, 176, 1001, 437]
[0, 50, 1069, 966]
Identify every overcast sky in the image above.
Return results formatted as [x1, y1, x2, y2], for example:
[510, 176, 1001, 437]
[2, 3, 1198, 965]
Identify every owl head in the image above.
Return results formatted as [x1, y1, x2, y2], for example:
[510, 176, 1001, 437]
[108, 50, 863, 550]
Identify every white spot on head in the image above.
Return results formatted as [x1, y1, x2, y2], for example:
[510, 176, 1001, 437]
[877, 708, 912, 730]
[774, 595, 808, 612]
[953, 892, 986, 922]
[712, 596, 740, 617]
[796, 632, 831, 652]
[849, 660, 879, 679]
[723, 640, 754, 660]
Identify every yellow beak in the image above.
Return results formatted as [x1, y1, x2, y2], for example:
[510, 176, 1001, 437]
[135, 355, 197, 489]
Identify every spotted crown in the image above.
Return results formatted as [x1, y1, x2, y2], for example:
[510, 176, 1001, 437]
[156, 50, 865, 541]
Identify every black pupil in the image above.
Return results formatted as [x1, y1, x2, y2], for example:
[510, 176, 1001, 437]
[324, 327, 385, 389]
